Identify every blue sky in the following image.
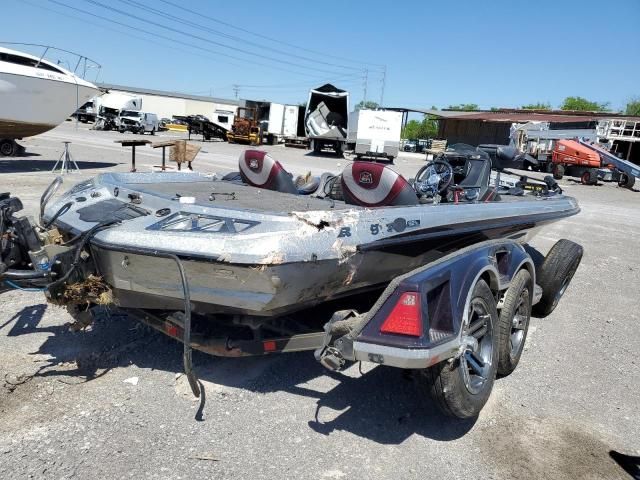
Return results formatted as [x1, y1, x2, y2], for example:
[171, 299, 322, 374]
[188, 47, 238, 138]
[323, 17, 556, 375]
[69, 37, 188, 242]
[4, 0, 640, 110]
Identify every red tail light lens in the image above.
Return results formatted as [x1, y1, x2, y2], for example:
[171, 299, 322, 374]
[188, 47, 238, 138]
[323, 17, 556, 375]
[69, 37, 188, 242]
[380, 292, 422, 337]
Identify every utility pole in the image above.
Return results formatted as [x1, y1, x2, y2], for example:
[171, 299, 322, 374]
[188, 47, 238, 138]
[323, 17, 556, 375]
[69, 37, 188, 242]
[363, 69, 368, 103]
[233, 84, 239, 99]
[380, 65, 387, 107]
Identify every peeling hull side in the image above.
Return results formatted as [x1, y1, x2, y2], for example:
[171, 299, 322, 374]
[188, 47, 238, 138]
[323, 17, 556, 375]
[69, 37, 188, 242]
[89, 213, 544, 317]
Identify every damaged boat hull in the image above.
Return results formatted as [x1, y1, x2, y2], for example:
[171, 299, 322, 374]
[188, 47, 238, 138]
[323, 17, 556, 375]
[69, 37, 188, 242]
[43, 172, 579, 317]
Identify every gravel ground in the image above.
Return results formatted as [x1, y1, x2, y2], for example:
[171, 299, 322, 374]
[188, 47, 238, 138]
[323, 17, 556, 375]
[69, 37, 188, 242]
[0, 122, 638, 479]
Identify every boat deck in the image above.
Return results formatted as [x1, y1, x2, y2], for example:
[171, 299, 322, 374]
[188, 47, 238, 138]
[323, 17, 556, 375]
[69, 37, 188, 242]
[136, 179, 350, 212]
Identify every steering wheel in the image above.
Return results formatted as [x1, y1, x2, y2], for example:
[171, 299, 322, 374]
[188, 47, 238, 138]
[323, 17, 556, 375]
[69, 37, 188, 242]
[414, 160, 454, 197]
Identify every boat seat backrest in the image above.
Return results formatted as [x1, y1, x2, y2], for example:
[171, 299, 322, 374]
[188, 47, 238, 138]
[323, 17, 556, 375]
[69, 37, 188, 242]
[314, 172, 338, 198]
[341, 162, 418, 207]
[496, 145, 518, 162]
[457, 158, 496, 201]
[238, 150, 298, 194]
[458, 159, 490, 188]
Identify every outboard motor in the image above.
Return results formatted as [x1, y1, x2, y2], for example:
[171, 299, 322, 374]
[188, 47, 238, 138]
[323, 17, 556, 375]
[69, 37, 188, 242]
[0, 193, 48, 292]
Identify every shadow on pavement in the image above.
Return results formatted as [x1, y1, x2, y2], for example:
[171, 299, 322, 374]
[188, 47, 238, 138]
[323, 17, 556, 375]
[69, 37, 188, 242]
[0, 159, 119, 173]
[1, 305, 475, 443]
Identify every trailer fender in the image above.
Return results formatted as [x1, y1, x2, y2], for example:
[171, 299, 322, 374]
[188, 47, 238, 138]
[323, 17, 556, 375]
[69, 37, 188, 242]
[340, 239, 535, 369]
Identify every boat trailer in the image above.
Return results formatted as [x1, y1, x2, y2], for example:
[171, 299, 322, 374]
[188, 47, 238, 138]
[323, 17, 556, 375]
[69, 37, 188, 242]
[0, 185, 583, 418]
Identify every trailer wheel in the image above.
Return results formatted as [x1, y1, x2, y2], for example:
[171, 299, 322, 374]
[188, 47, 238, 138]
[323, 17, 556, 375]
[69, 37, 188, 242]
[335, 143, 343, 157]
[422, 279, 499, 419]
[580, 169, 597, 185]
[545, 162, 554, 173]
[0, 139, 17, 157]
[618, 173, 635, 189]
[532, 239, 583, 318]
[497, 269, 532, 376]
[552, 164, 564, 180]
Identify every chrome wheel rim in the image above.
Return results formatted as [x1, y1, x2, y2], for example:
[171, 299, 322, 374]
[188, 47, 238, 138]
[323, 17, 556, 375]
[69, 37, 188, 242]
[510, 288, 530, 359]
[461, 297, 493, 395]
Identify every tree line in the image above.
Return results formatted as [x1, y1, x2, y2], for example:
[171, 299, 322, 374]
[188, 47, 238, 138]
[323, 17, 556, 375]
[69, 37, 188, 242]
[354, 97, 639, 140]
[399, 97, 640, 140]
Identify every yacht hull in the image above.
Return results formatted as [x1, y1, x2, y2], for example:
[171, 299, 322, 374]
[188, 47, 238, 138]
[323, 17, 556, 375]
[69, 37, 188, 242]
[0, 48, 99, 139]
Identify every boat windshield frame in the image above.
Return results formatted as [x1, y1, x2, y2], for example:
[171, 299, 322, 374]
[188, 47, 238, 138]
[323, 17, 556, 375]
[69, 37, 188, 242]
[0, 42, 102, 81]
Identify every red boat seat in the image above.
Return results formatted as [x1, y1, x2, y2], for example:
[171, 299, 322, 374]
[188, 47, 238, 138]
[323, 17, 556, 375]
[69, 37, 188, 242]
[238, 150, 298, 194]
[341, 162, 418, 207]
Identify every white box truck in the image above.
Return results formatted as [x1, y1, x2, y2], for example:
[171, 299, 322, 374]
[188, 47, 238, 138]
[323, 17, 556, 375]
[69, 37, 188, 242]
[305, 84, 349, 155]
[347, 109, 403, 162]
[241, 100, 290, 145]
[283, 105, 309, 148]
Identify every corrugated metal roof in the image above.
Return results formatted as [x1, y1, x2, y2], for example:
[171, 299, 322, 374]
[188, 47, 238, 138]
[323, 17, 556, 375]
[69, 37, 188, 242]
[384, 106, 640, 123]
[384, 107, 479, 117]
[97, 83, 239, 106]
[438, 111, 640, 123]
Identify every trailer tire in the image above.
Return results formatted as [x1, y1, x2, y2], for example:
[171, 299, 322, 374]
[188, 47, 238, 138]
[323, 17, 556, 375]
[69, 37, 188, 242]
[335, 143, 343, 157]
[581, 169, 597, 185]
[497, 269, 532, 376]
[0, 139, 17, 157]
[552, 164, 564, 180]
[422, 279, 499, 419]
[545, 162, 554, 173]
[532, 239, 582, 318]
[618, 173, 635, 189]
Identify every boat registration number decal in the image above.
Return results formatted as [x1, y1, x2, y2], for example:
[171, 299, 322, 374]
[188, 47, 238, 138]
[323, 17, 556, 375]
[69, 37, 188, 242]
[337, 219, 420, 238]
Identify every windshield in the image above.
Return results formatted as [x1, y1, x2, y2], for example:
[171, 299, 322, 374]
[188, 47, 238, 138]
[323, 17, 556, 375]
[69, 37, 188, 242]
[120, 111, 141, 118]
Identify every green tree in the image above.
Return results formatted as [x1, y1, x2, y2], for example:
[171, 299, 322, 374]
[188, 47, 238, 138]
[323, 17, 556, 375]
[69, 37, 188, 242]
[401, 115, 438, 139]
[355, 100, 380, 110]
[521, 102, 551, 110]
[447, 103, 478, 111]
[560, 96, 609, 112]
[624, 98, 640, 116]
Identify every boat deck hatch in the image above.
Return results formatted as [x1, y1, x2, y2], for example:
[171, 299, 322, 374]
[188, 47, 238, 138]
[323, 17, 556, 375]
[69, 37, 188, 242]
[77, 199, 149, 223]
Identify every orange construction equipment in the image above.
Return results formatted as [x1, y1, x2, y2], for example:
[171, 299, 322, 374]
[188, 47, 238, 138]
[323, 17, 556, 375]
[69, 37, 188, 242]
[551, 139, 601, 185]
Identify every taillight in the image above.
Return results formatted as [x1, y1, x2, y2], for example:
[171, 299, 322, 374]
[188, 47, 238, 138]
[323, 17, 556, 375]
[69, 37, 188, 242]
[380, 292, 422, 337]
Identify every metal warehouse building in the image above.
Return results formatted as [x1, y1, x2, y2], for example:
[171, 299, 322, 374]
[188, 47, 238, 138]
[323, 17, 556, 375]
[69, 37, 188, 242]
[433, 109, 640, 164]
[97, 83, 239, 120]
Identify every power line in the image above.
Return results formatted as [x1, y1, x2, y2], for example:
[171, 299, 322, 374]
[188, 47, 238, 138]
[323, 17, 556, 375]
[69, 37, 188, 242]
[23, 0, 376, 101]
[22, 0, 251, 76]
[82, 0, 361, 77]
[46, 0, 358, 80]
[116, 0, 362, 73]
[157, 0, 385, 70]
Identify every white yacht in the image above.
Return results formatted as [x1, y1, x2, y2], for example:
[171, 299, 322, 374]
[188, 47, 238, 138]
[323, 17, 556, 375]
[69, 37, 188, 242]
[0, 44, 100, 154]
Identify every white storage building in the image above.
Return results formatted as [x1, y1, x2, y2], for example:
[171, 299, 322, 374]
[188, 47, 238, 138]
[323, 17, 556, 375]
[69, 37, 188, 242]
[97, 83, 238, 120]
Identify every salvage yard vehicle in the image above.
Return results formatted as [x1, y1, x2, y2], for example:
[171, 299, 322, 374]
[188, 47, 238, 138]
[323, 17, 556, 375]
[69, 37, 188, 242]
[530, 138, 639, 189]
[227, 107, 261, 145]
[0, 147, 582, 418]
[550, 139, 602, 185]
[305, 83, 349, 155]
[578, 139, 639, 189]
[347, 109, 403, 162]
[119, 111, 159, 135]
[173, 115, 228, 142]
